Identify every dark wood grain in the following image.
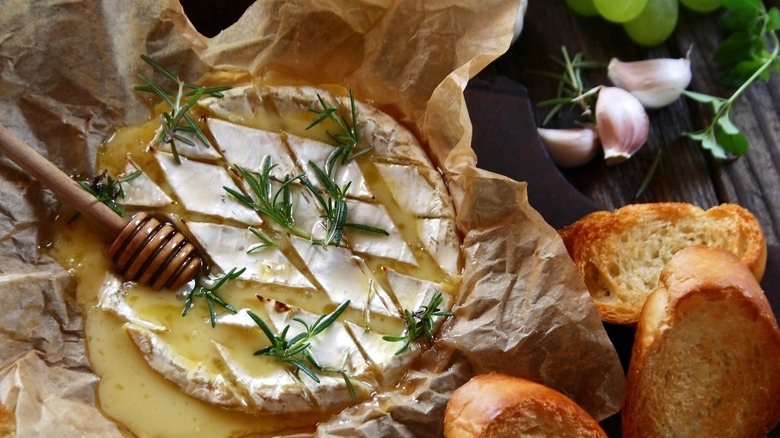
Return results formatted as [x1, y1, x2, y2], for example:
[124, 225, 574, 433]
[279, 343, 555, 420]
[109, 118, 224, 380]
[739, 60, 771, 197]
[479, 1, 780, 247]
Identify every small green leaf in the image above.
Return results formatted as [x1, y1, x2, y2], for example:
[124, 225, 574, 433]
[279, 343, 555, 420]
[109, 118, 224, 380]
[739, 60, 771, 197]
[702, 132, 729, 159]
[717, 114, 740, 135]
[768, 7, 780, 30]
[721, 0, 760, 30]
[714, 32, 754, 65]
[681, 90, 723, 105]
[715, 129, 750, 156]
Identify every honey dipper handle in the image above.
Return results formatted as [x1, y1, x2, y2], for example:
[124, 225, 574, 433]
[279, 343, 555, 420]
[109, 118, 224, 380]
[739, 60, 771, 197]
[0, 124, 128, 237]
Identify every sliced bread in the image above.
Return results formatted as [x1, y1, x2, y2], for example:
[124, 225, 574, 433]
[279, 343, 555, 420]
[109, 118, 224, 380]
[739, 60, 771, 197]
[622, 246, 780, 437]
[558, 203, 766, 324]
[444, 373, 606, 438]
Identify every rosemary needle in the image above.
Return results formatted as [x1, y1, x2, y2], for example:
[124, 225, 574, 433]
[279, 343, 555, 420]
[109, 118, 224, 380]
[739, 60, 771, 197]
[182, 267, 245, 328]
[248, 300, 356, 399]
[77, 169, 142, 217]
[134, 55, 231, 164]
[224, 157, 310, 239]
[382, 293, 453, 355]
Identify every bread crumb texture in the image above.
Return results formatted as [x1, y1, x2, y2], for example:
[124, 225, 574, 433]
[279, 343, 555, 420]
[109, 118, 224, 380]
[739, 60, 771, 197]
[558, 203, 766, 324]
[623, 246, 780, 438]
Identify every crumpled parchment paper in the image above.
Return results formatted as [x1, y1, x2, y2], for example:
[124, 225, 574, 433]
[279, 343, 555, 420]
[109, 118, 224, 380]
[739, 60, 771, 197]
[0, 0, 626, 436]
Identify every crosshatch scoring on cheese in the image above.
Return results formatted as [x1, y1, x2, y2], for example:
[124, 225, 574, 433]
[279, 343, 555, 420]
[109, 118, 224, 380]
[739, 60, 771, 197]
[49, 82, 462, 437]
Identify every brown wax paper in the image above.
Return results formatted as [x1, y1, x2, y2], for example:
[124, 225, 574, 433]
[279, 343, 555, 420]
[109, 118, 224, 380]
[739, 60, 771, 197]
[0, 0, 626, 436]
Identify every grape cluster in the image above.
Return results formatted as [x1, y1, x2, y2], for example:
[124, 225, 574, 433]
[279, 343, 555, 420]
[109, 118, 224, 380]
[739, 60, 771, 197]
[566, 0, 723, 46]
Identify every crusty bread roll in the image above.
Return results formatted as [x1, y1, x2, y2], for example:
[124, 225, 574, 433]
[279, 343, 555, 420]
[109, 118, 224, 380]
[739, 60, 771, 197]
[444, 373, 606, 438]
[558, 203, 767, 324]
[623, 246, 780, 438]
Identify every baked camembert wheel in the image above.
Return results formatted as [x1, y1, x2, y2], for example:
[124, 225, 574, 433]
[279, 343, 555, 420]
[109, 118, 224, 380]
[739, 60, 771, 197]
[53, 83, 461, 436]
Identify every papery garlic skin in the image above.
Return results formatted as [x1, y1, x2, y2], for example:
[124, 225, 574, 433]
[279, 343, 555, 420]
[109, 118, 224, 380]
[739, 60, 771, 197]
[538, 127, 599, 168]
[595, 86, 649, 165]
[608, 58, 691, 109]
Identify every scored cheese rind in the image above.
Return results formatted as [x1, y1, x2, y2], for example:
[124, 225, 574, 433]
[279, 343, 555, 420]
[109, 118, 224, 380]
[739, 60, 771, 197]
[286, 134, 373, 200]
[155, 151, 260, 225]
[185, 221, 313, 289]
[97, 273, 167, 333]
[344, 321, 418, 385]
[212, 342, 317, 413]
[261, 300, 376, 407]
[125, 324, 244, 409]
[374, 163, 455, 218]
[345, 200, 417, 266]
[208, 118, 298, 181]
[103, 85, 462, 418]
[289, 236, 393, 317]
[417, 218, 461, 274]
[385, 270, 451, 315]
[118, 156, 174, 208]
[154, 128, 223, 161]
[340, 96, 433, 166]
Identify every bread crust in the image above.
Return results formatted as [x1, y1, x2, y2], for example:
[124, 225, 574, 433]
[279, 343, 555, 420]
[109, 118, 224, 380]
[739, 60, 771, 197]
[558, 203, 767, 325]
[444, 373, 606, 438]
[622, 246, 780, 438]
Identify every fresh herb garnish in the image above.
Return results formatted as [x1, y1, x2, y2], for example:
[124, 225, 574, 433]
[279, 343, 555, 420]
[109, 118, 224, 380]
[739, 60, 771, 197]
[382, 293, 453, 355]
[527, 46, 604, 126]
[135, 55, 231, 164]
[182, 267, 245, 328]
[224, 157, 310, 239]
[307, 90, 372, 171]
[300, 161, 389, 247]
[248, 300, 356, 399]
[683, 0, 780, 158]
[301, 91, 388, 246]
[246, 226, 276, 253]
[77, 169, 142, 217]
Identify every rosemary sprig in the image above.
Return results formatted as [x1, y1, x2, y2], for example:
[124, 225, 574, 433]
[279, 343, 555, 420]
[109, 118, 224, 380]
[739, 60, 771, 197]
[382, 293, 453, 355]
[135, 55, 231, 164]
[300, 91, 387, 245]
[306, 90, 371, 173]
[247, 300, 356, 399]
[246, 226, 276, 253]
[224, 157, 310, 239]
[526, 46, 604, 126]
[77, 169, 142, 217]
[300, 161, 389, 247]
[182, 267, 245, 328]
[683, 1, 780, 158]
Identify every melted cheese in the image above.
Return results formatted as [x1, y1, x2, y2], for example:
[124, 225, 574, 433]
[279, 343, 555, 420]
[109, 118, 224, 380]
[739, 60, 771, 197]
[48, 84, 462, 437]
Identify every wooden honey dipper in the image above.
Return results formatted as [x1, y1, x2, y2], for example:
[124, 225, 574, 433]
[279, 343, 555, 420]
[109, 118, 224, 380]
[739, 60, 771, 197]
[0, 125, 201, 291]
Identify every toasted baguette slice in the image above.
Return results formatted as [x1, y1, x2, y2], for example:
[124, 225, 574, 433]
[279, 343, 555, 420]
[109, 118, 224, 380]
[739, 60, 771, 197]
[558, 203, 766, 324]
[444, 373, 606, 438]
[623, 246, 780, 438]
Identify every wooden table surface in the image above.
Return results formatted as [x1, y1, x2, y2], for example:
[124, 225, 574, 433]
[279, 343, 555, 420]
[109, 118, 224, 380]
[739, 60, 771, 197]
[478, 1, 780, 248]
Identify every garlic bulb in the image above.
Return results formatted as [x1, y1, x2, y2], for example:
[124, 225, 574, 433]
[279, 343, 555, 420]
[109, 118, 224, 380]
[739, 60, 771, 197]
[537, 127, 599, 168]
[607, 57, 691, 109]
[595, 86, 649, 165]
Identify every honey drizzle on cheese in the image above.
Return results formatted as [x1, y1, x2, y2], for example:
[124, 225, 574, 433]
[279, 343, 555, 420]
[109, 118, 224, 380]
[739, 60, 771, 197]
[48, 87, 461, 437]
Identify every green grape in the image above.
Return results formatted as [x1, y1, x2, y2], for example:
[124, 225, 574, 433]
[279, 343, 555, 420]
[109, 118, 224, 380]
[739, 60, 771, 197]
[679, 0, 722, 12]
[594, 0, 649, 23]
[566, 0, 599, 16]
[624, 0, 679, 46]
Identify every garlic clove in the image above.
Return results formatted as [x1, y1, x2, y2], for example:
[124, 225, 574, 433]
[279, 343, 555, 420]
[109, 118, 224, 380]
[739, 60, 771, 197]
[595, 86, 649, 165]
[607, 57, 691, 109]
[537, 127, 599, 168]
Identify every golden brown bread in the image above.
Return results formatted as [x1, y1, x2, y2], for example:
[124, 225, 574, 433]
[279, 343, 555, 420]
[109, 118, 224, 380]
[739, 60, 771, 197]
[444, 373, 606, 438]
[558, 203, 767, 324]
[622, 246, 780, 438]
